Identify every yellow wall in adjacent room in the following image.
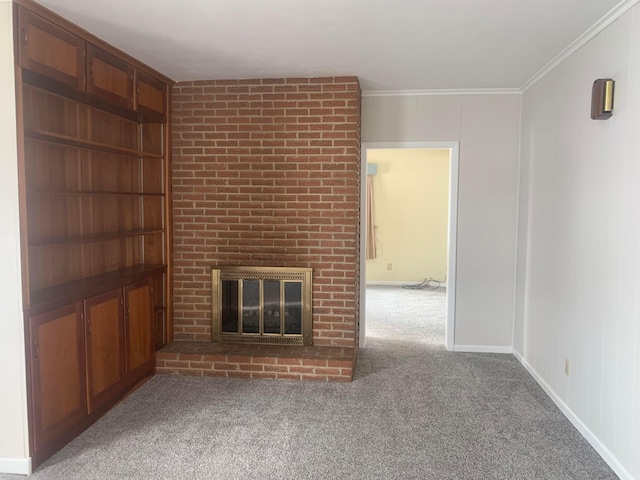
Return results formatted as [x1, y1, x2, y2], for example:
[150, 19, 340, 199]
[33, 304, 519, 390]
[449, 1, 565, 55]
[366, 148, 450, 284]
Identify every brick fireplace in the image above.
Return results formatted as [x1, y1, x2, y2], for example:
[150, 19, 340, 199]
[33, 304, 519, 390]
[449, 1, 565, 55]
[157, 76, 362, 381]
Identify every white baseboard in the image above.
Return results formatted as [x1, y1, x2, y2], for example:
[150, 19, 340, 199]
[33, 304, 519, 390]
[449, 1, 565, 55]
[0, 457, 32, 475]
[366, 281, 447, 287]
[512, 348, 635, 480]
[453, 344, 513, 354]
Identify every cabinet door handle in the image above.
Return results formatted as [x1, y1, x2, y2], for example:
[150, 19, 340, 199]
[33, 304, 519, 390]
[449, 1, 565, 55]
[33, 341, 39, 361]
[21, 28, 27, 47]
[88, 60, 94, 77]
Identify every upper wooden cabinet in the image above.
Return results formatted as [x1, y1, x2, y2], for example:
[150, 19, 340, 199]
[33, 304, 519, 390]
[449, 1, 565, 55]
[136, 71, 166, 115]
[17, 7, 86, 90]
[16, 5, 169, 118]
[87, 45, 134, 109]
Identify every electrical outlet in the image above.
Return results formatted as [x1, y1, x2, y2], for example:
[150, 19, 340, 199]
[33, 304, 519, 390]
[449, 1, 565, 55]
[565, 359, 570, 377]
[387, 263, 392, 270]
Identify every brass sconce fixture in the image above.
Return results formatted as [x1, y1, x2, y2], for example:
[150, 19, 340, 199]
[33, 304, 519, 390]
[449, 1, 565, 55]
[591, 79, 615, 120]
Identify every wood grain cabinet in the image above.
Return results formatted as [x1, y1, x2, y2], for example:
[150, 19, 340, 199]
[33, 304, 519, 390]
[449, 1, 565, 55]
[135, 71, 166, 115]
[124, 279, 154, 386]
[151, 274, 167, 350]
[27, 281, 156, 459]
[15, 0, 172, 467]
[16, 5, 170, 117]
[84, 289, 126, 414]
[87, 45, 134, 108]
[17, 6, 85, 90]
[28, 303, 86, 454]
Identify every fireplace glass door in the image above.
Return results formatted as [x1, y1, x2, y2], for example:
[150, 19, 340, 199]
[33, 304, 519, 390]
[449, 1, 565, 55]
[213, 267, 312, 345]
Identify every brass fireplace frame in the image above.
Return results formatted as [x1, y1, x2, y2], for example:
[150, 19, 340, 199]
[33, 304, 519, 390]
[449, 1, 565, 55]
[211, 266, 313, 346]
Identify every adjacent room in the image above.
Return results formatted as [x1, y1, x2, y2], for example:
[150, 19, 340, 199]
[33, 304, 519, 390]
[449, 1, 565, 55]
[363, 147, 452, 348]
[1, 0, 639, 479]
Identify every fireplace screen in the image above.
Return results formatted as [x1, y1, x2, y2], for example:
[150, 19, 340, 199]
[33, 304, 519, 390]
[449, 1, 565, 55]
[212, 267, 312, 345]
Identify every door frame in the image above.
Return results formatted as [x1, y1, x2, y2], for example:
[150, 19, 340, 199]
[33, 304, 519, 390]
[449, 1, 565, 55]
[359, 141, 459, 351]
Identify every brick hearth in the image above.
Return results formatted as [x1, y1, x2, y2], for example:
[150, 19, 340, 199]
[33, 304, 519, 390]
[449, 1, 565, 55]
[156, 342, 356, 382]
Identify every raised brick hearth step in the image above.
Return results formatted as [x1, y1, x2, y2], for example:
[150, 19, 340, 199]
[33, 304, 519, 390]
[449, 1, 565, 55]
[156, 341, 357, 382]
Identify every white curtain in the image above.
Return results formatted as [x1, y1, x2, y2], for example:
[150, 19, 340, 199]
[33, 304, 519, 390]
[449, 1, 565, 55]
[366, 175, 376, 260]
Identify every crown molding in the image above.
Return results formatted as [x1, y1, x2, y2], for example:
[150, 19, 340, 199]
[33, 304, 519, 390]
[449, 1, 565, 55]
[362, 88, 521, 97]
[521, 0, 640, 92]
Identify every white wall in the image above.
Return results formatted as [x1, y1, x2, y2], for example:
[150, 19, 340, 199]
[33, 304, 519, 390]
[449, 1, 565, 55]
[362, 93, 521, 349]
[0, 0, 31, 475]
[515, 5, 640, 479]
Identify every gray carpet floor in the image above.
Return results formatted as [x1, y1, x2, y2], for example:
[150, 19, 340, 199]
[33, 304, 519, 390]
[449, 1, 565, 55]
[2, 286, 618, 479]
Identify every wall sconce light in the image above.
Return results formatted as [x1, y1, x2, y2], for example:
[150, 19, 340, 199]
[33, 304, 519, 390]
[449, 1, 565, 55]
[591, 78, 615, 120]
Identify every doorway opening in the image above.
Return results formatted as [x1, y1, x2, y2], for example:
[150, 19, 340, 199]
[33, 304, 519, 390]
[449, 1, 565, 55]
[359, 142, 459, 350]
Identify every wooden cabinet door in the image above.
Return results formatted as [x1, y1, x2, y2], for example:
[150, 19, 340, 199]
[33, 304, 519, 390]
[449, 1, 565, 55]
[150, 274, 167, 350]
[135, 71, 166, 115]
[17, 7, 86, 90]
[28, 303, 86, 453]
[87, 45, 134, 108]
[124, 280, 154, 386]
[84, 289, 125, 414]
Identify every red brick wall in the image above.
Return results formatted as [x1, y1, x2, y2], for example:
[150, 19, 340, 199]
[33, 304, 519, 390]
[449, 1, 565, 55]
[171, 77, 361, 347]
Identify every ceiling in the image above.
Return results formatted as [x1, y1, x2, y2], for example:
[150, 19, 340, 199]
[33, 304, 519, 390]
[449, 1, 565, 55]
[36, 0, 623, 92]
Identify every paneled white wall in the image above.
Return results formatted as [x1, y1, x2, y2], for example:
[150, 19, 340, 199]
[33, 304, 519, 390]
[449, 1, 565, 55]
[362, 93, 521, 349]
[515, 5, 640, 479]
[0, 1, 31, 474]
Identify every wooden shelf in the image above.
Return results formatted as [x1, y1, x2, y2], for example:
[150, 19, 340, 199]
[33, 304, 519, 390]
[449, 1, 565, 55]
[29, 228, 163, 247]
[25, 129, 163, 159]
[17, 3, 171, 467]
[27, 190, 164, 197]
[29, 264, 166, 312]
